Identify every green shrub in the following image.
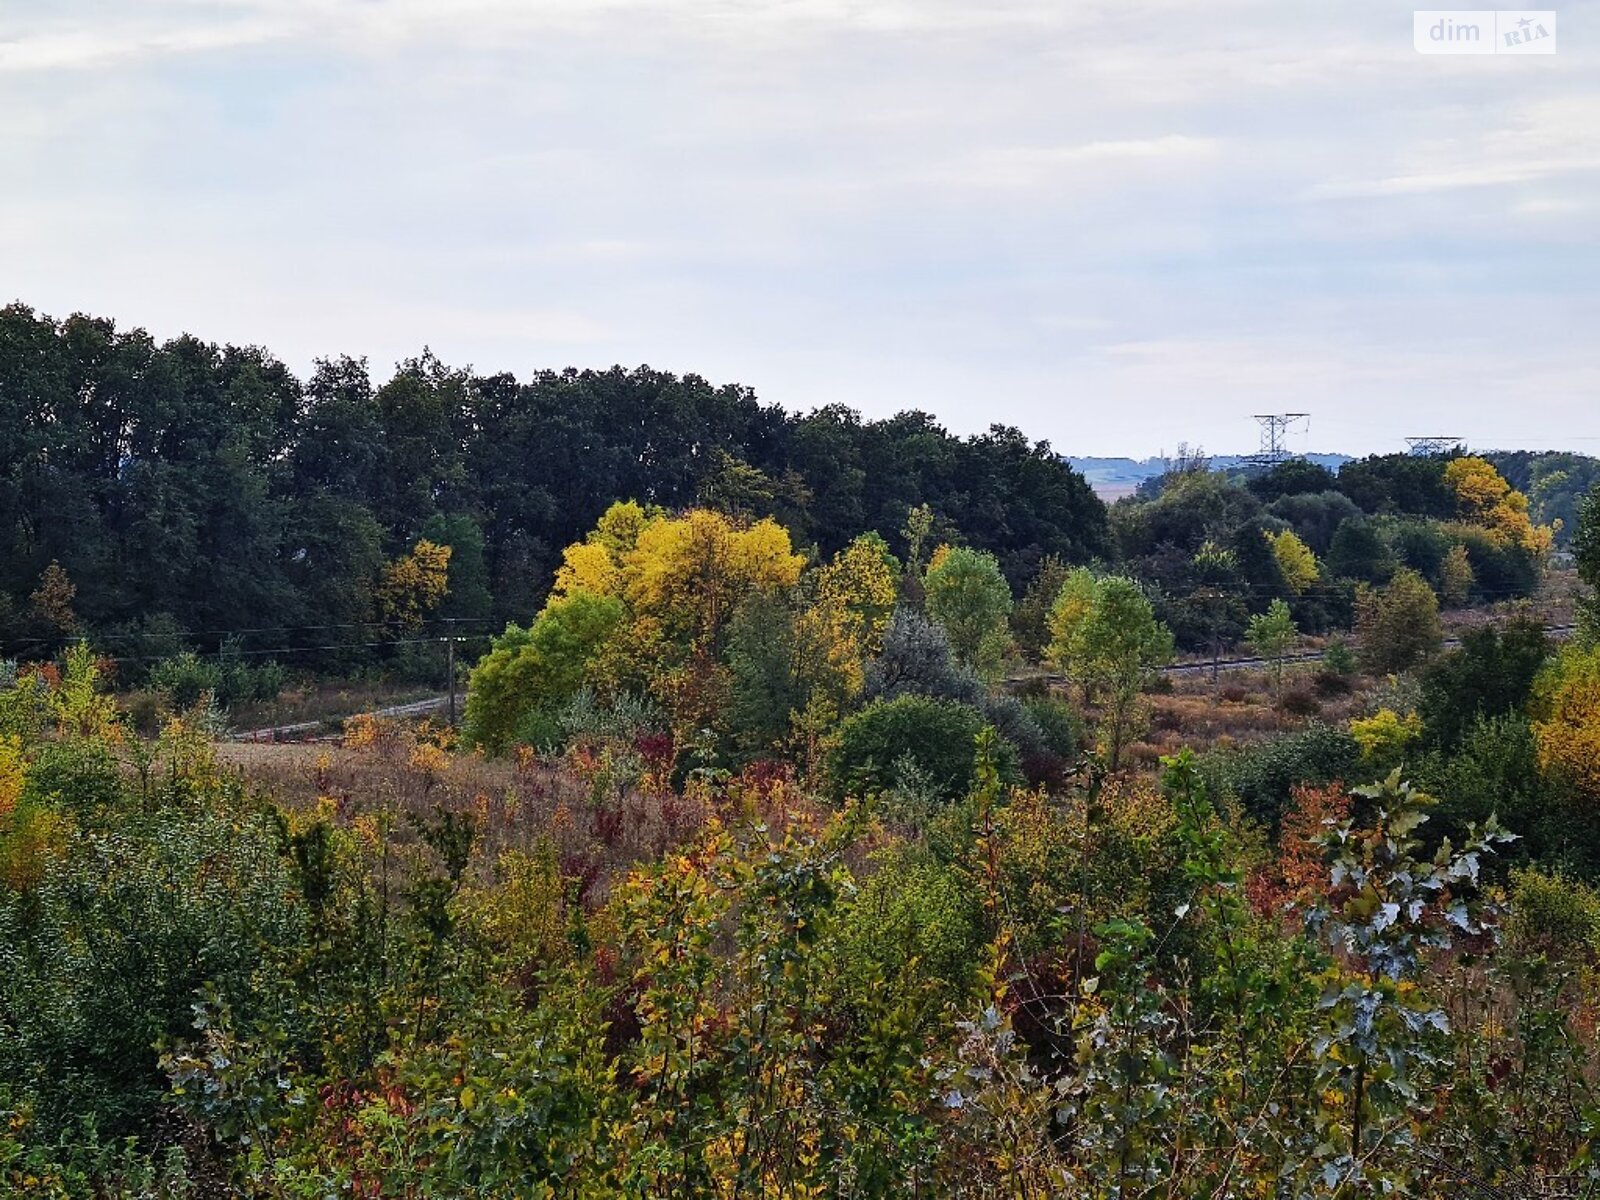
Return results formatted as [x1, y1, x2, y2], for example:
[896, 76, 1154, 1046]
[1321, 639, 1356, 676]
[146, 652, 221, 709]
[1418, 618, 1550, 750]
[20, 741, 123, 821]
[828, 695, 1017, 800]
[1420, 713, 1542, 857]
[1506, 867, 1600, 957]
[1209, 722, 1362, 827]
[147, 645, 286, 711]
[0, 806, 305, 1142]
[835, 845, 984, 1009]
[1019, 694, 1082, 761]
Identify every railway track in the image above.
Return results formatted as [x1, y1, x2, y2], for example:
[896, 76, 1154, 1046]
[1020, 622, 1578, 686]
[230, 694, 450, 744]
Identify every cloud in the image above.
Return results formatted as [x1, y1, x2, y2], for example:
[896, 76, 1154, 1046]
[2, 0, 1598, 455]
[1309, 94, 1600, 198]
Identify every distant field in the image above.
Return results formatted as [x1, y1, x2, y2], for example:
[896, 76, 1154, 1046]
[1089, 479, 1140, 502]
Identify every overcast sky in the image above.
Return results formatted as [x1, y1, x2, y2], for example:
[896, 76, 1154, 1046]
[3, 1, 1598, 456]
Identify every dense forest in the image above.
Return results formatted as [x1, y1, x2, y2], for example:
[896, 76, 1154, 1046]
[5, 304, 1589, 699]
[0, 304, 1106, 666]
[5, 304, 1600, 1197]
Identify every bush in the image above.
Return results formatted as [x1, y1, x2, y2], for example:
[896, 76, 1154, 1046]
[1210, 723, 1362, 827]
[1279, 688, 1320, 717]
[1348, 708, 1422, 770]
[1415, 713, 1546, 856]
[1506, 867, 1600, 957]
[1313, 670, 1352, 698]
[1321, 639, 1356, 676]
[864, 609, 984, 708]
[828, 694, 1018, 800]
[1419, 618, 1549, 750]
[147, 645, 287, 711]
[0, 805, 305, 1141]
[1019, 694, 1082, 760]
[20, 740, 124, 821]
[146, 651, 221, 709]
[835, 845, 984, 1009]
[865, 609, 1050, 775]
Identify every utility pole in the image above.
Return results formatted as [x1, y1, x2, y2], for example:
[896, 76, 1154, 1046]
[444, 636, 459, 728]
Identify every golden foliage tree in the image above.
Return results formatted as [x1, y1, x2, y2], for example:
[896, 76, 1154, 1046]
[793, 532, 901, 708]
[1531, 644, 1600, 800]
[501, 501, 806, 738]
[1444, 456, 1554, 554]
[377, 539, 453, 629]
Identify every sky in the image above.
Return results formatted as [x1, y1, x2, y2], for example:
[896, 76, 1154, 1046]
[3, 1, 1598, 457]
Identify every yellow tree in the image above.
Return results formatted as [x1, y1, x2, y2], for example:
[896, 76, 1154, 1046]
[814, 532, 900, 658]
[0, 736, 22, 824]
[624, 509, 804, 649]
[794, 532, 901, 707]
[51, 643, 123, 744]
[1531, 645, 1600, 800]
[1444, 456, 1554, 554]
[552, 500, 661, 600]
[377, 539, 453, 629]
[1266, 529, 1319, 595]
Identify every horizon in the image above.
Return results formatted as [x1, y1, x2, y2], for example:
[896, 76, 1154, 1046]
[10, 295, 1600, 463]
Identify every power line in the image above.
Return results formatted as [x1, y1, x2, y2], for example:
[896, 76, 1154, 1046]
[97, 635, 489, 666]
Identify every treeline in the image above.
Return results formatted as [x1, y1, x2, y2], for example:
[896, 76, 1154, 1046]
[1486, 448, 1600, 543]
[0, 303, 1107, 661]
[1115, 451, 1553, 654]
[1, 302, 1577, 689]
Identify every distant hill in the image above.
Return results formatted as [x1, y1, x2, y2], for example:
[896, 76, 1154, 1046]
[1066, 453, 1355, 500]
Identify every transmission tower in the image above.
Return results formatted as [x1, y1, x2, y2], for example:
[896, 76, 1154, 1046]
[1251, 413, 1309, 467]
[1405, 436, 1460, 457]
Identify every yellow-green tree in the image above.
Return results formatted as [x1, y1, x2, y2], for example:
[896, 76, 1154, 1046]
[795, 532, 901, 707]
[924, 545, 1014, 682]
[1355, 568, 1441, 675]
[1439, 542, 1475, 608]
[461, 590, 628, 753]
[1245, 597, 1298, 697]
[1266, 529, 1319, 595]
[1047, 570, 1174, 768]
